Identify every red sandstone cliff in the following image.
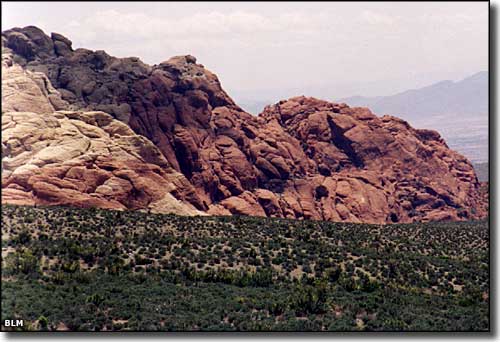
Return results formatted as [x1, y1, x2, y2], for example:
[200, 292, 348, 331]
[1, 27, 488, 222]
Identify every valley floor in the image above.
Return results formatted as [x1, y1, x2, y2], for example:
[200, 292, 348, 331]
[1, 205, 489, 331]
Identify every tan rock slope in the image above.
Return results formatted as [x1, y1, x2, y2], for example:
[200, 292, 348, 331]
[1, 26, 488, 222]
[2, 47, 203, 215]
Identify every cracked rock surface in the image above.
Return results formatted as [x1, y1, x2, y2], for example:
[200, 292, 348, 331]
[1, 26, 487, 222]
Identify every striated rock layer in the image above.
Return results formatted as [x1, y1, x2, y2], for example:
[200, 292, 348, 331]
[2, 45, 203, 215]
[1, 26, 488, 223]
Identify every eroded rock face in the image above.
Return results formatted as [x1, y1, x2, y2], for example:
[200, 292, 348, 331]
[1, 44, 68, 113]
[258, 97, 487, 222]
[1, 43, 203, 215]
[1, 109, 204, 215]
[1, 26, 488, 223]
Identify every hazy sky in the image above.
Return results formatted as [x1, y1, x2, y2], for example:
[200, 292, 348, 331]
[2, 2, 488, 102]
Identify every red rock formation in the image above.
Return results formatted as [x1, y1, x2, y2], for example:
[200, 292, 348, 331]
[1, 109, 204, 215]
[1, 26, 488, 223]
[257, 97, 487, 222]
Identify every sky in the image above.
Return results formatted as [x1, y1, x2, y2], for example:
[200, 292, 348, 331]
[2, 2, 489, 104]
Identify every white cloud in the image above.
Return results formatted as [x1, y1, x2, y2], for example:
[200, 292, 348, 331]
[421, 12, 477, 25]
[64, 9, 326, 42]
[360, 10, 398, 25]
[2, 2, 486, 97]
[50, 9, 336, 66]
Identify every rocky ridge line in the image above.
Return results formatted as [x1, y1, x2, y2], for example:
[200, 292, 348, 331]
[1, 26, 488, 223]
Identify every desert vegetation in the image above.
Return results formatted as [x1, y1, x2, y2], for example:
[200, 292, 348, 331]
[1, 205, 489, 331]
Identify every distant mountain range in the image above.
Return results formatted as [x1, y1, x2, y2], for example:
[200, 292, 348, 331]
[339, 72, 488, 120]
[239, 73, 488, 163]
[339, 72, 488, 163]
[473, 162, 489, 183]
